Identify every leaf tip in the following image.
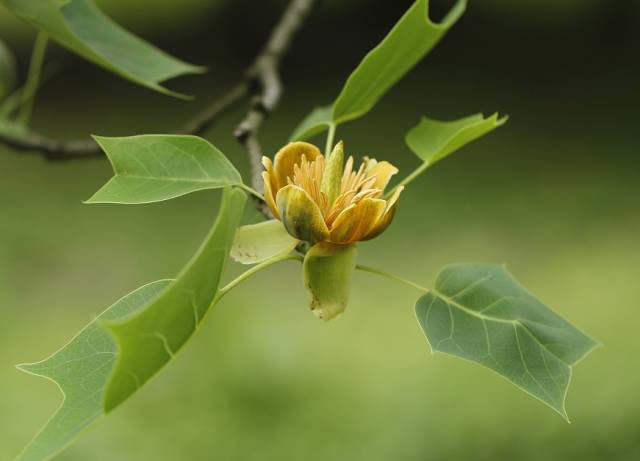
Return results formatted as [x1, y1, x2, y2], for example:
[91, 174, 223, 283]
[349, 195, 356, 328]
[15, 362, 40, 377]
[82, 194, 102, 205]
[495, 113, 510, 126]
[159, 86, 197, 101]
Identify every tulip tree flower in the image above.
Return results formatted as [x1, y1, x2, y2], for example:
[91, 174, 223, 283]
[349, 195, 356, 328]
[260, 141, 404, 319]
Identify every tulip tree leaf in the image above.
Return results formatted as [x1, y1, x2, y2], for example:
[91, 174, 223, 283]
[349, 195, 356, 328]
[231, 219, 299, 265]
[103, 187, 246, 411]
[289, 105, 333, 142]
[87, 135, 243, 205]
[332, 0, 466, 124]
[406, 113, 508, 167]
[291, 0, 467, 140]
[415, 263, 599, 420]
[15, 187, 246, 460]
[15, 280, 170, 461]
[0, 0, 204, 98]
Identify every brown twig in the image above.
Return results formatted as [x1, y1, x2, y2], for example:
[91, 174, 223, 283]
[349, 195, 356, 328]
[0, 0, 317, 165]
[0, 83, 249, 159]
[1, 0, 318, 221]
[235, 0, 318, 216]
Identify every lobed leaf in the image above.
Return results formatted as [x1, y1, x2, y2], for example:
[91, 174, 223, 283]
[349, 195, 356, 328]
[231, 219, 299, 265]
[16, 187, 246, 460]
[103, 187, 246, 410]
[289, 105, 332, 143]
[332, 0, 466, 124]
[415, 263, 598, 420]
[0, 0, 204, 97]
[87, 135, 243, 204]
[406, 113, 507, 166]
[291, 0, 467, 140]
[16, 280, 171, 461]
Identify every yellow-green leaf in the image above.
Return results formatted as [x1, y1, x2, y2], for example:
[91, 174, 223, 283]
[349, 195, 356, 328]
[332, 0, 466, 124]
[415, 263, 598, 420]
[15, 280, 170, 461]
[406, 113, 508, 166]
[291, 0, 466, 140]
[15, 187, 245, 460]
[87, 135, 243, 205]
[289, 105, 333, 142]
[0, 0, 204, 97]
[103, 187, 246, 411]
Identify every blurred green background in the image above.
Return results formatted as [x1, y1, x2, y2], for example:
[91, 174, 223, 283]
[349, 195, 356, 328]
[1, 1, 639, 460]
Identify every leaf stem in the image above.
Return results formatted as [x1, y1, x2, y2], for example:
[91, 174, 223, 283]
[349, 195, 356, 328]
[18, 32, 48, 126]
[217, 253, 303, 300]
[355, 264, 429, 293]
[238, 184, 265, 201]
[385, 162, 429, 199]
[324, 122, 336, 157]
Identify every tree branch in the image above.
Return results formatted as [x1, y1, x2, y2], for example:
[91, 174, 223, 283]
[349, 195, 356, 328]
[235, 0, 318, 216]
[0, 0, 319, 220]
[0, 82, 249, 159]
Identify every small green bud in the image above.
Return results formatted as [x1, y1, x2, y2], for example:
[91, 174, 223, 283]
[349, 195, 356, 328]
[303, 242, 357, 321]
[321, 140, 344, 207]
[0, 39, 17, 102]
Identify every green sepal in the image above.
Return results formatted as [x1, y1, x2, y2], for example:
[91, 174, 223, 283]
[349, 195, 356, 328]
[231, 220, 299, 265]
[303, 243, 357, 321]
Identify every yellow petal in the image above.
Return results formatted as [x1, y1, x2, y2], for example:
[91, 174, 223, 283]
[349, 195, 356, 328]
[262, 156, 278, 193]
[362, 186, 404, 241]
[273, 142, 322, 190]
[329, 198, 386, 244]
[262, 171, 280, 219]
[276, 185, 329, 243]
[366, 160, 398, 192]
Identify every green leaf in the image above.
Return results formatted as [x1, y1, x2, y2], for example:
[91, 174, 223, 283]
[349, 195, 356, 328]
[103, 187, 246, 411]
[231, 219, 299, 265]
[87, 135, 243, 205]
[332, 0, 466, 124]
[289, 105, 332, 142]
[16, 280, 171, 461]
[16, 187, 245, 460]
[0, 0, 204, 98]
[290, 0, 467, 140]
[406, 113, 508, 166]
[415, 263, 598, 420]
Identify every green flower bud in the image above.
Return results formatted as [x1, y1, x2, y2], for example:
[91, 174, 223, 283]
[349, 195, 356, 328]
[303, 242, 357, 321]
[321, 140, 344, 207]
[0, 39, 17, 102]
